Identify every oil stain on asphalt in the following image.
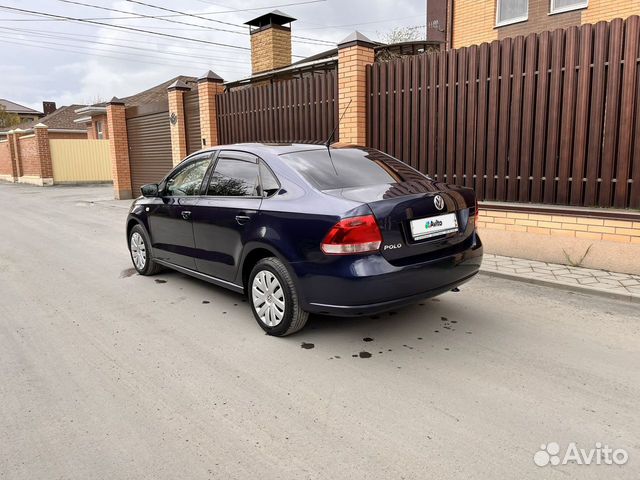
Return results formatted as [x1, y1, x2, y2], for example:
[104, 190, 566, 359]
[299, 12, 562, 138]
[119, 268, 136, 278]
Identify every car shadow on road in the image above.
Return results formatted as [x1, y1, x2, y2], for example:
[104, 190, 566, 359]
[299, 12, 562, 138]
[304, 296, 458, 338]
[140, 267, 472, 352]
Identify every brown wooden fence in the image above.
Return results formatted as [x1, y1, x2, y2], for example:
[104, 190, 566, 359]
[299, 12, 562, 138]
[367, 16, 640, 209]
[217, 71, 338, 145]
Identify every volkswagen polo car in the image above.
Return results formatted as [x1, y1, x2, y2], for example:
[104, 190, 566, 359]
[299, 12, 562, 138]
[126, 144, 483, 336]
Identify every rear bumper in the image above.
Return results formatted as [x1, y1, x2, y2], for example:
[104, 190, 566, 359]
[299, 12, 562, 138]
[291, 233, 483, 316]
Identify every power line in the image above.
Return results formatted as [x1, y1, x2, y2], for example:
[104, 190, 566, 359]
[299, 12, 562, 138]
[0, 35, 248, 72]
[193, 0, 326, 14]
[296, 15, 424, 31]
[0, 26, 251, 66]
[124, 0, 257, 29]
[0, 32, 226, 68]
[0, 5, 325, 57]
[0, 0, 326, 21]
[0, 5, 252, 51]
[121, 0, 334, 45]
[55, 0, 247, 36]
[1, 1, 335, 46]
[54, 1, 334, 46]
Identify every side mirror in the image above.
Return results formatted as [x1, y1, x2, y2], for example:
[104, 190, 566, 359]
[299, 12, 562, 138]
[140, 183, 159, 197]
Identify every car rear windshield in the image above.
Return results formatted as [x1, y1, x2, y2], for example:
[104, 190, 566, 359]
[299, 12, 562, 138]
[280, 148, 417, 190]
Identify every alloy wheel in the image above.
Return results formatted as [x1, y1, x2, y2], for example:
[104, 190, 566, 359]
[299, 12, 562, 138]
[252, 270, 285, 327]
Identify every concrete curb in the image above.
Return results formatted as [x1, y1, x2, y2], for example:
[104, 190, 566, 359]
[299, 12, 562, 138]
[479, 269, 640, 304]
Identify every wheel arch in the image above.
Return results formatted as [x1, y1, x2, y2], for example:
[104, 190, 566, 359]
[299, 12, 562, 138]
[126, 217, 141, 238]
[238, 243, 301, 296]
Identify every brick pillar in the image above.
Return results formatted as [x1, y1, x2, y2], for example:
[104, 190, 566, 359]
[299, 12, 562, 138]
[337, 31, 375, 146]
[167, 79, 190, 166]
[197, 70, 224, 149]
[33, 123, 53, 185]
[6, 130, 20, 181]
[106, 97, 132, 200]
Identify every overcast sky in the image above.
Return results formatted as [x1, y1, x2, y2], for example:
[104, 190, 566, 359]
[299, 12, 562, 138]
[1, 0, 426, 112]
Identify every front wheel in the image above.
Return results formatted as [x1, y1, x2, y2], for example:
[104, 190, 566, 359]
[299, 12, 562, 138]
[248, 257, 309, 336]
[128, 224, 162, 276]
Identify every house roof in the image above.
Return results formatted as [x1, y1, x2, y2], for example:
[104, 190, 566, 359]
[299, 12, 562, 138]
[8, 104, 87, 131]
[38, 104, 88, 130]
[115, 75, 197, 107]
[0, 99, 42, 115]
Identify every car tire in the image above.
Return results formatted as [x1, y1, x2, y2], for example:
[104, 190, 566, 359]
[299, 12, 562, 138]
[248, 257, 309, 336]
[128, 224, 162, 276]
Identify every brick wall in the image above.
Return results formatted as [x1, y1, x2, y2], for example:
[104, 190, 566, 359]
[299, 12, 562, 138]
[496, 0, 581, 39]
[0, 141, 12, 178]
[479, 209, 640, 243]
[86, 115, 109, 140]
[452, 0, 639, 48]
[582, 0, 640, 23]
[18, 136, 39, 176]
[452, 0, 497, 48]
[250, 26, 292, 74]
[479, 208, 640, 273]
[49, 132, 88, 140]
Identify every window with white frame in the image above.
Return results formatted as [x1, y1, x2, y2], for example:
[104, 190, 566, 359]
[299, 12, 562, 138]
[550, 0, 588, 14]
[96, 120, 104, 140]
[496, 0, 528, 26]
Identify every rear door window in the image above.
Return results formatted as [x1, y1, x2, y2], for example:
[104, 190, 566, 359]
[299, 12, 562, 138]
[280, 148, 419, 190]
[207, 152, 260, 197]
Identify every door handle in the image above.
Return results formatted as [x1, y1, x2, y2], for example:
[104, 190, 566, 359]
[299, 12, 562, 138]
[181, 210, 192, 221]
[235, 215, 251, 225]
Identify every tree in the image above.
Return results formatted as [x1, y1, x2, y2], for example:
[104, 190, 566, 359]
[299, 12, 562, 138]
[0, 105, 21, 129]
[375, 25, 439, 62]
[378, 26, 425, 44]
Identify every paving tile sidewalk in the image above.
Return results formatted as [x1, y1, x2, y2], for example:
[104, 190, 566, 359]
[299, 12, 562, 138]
[480, 254, 640, 303]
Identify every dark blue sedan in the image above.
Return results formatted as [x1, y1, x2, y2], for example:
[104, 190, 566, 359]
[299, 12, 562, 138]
[126, 144, 483, 336]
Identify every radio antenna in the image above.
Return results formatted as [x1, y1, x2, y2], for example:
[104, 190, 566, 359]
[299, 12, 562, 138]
[324, 98, 352, 150]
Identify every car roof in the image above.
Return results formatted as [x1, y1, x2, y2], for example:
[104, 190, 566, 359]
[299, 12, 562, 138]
[200, 143, 329, 156]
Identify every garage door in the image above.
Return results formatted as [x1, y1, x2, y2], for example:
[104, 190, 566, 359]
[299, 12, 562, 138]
[126, 105, 172, 195]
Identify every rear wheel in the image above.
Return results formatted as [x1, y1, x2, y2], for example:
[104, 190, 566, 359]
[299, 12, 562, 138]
[248, 257, 308, 336]
[128, 224, 162, 276]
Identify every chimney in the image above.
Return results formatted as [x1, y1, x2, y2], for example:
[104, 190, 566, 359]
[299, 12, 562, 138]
[42, 101, 57, 116]
[426, 0, 449, 48]
[245, 10, 295, 75]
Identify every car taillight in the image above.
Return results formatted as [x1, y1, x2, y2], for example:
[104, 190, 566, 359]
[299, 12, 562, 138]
[321, 215, 382, 255]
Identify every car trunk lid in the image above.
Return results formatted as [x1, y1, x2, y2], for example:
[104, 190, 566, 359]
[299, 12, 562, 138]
[323, 180, 477, 263]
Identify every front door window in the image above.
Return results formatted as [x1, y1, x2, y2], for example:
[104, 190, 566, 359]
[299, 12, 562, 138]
[165, 156, 211, 197]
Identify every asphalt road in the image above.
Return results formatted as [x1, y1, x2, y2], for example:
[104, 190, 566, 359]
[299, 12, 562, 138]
[1, 183, 639, 480]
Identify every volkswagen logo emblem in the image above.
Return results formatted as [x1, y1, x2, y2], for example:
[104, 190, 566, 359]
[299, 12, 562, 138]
[433, 195, 445, 211]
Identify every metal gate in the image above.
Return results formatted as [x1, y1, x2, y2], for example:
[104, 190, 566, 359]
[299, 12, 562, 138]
[184, 88, 201, 154]
[126, 101, 172, 194]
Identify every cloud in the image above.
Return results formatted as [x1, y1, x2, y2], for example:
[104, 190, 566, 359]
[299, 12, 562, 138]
[2, 0, 425, 111]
